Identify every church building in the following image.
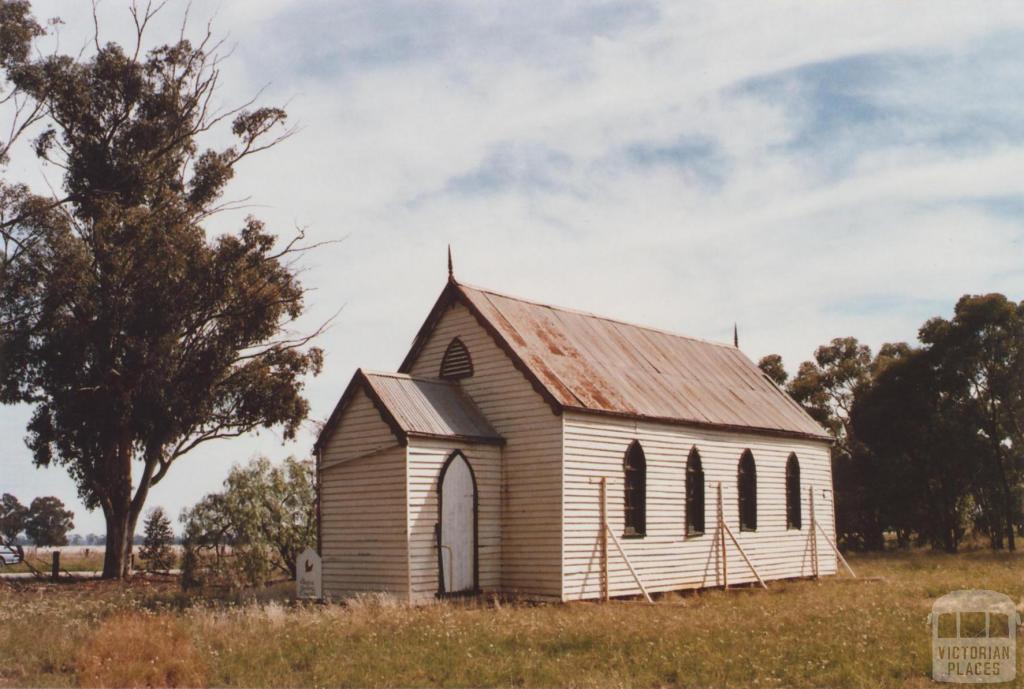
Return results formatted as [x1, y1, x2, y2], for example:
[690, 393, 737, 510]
[314, 269, 836, 602]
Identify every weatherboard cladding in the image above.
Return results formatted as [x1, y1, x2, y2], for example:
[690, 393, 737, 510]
[560, 411, 837, 600]
[362, 371, 503, 444]
[318, 388, 408, 598]
[434, 282, 830, 440]
[403, 301, 563, 599]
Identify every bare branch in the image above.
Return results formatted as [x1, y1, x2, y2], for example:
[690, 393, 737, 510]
[164, 427, 252, 473]
[130, 0, 170, 62]
[178, 0, 193, 45]
[266, 228, 345, 263]
[231, 312, 338, 364]
[92, 0, 102, 53]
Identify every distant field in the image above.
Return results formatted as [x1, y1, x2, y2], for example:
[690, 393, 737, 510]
[1, 550, 1022, 688]
[1, 550, 106, 574]
[1, 547, 181, 574]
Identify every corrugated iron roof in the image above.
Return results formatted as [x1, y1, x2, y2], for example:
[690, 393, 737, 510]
[361, 370, 503, 444]
[445, 282, 829, 440]
[314, 369, 503, 452]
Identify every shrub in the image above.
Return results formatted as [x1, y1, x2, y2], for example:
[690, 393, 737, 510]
[140, 507, 176, 572]
[179, 456, 316, 590]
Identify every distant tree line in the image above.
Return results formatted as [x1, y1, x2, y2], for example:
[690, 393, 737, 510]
[759, 293, 1023, 552]
[1, 492, 186, 549]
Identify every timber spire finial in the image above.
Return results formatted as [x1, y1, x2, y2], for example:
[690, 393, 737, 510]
[733, 323, 739, 348]
[447, 245, 454, 282]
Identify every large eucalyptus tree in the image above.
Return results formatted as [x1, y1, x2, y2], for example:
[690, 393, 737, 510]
[0, 2, 324, 577]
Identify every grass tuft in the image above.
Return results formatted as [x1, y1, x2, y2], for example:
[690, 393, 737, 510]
[75, 613, 207, 688]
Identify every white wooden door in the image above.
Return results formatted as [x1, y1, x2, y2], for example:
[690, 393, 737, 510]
[440, 453, 476, 593]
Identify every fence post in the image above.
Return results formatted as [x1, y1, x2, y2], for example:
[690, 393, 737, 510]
[599, 477, 609, 602]
[810, 486, 819, 579]
[718, 483, 728, 590]
[51, 551, 60, 581]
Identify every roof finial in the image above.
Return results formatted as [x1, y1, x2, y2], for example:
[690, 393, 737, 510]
[447, 245, 454, 282]
[733, 323, 739, 348]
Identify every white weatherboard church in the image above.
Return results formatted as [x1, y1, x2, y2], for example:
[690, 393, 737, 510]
[314, 268, 838, 603]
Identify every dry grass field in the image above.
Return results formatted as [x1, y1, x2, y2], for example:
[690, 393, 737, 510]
[1, 547, 183, 575]
[1, 550, 107, 575]
[1, 550, 1023, 688]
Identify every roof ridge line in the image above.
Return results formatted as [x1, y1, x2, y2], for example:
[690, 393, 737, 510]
[456, 281, 738, 350]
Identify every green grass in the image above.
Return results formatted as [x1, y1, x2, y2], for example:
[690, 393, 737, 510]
[1, 550, 1023, 688]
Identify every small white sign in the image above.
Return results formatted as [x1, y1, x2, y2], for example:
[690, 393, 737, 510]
[296, 547, 322, 600]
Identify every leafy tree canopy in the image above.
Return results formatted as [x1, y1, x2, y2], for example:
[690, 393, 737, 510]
[24, 495, 73, 547]
[774, 293, 1023, 552]
[917, 294, 1024, 550]
[0, 492, 28, 543]
[757, 354, 788, 387]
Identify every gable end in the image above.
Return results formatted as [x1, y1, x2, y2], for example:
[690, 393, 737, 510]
[314, 370, 408, 453]
[398, 281, 563, 416]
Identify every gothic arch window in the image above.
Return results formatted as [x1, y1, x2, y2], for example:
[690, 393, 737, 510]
[786, 453, 802, 530]
[738, 450, 757, 531]
[623, 441, 646, 537]
[686, 446, 705, 536]
[439, 337, 473, 380]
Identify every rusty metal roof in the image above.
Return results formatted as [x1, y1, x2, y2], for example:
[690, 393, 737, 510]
[315, 369, 504, 451]
[357, 369, 502, 445]
[439, 282, 829, 441]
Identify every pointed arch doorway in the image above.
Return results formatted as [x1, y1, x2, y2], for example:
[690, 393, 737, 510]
[438, 451, 478, 595]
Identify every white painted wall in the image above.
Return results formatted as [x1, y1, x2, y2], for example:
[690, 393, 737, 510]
[561, 411, 836, 601]
[406, 301, 562, 600]
[319, 387, 409, 599]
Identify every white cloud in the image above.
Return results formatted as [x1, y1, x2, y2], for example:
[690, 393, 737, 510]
[4, 0, 1024, 534]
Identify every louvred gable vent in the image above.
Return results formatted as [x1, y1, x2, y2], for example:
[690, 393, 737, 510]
[440, 338, 473, 380]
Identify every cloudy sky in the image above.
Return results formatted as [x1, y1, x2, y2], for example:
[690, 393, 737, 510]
[3, 1, 1024, 536]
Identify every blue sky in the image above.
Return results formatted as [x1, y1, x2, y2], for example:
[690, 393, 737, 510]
[3, 1, 1024, 535]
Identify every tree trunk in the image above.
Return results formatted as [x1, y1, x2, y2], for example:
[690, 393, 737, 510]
[100, 436, 138, 579]
[123, 506, 144, 577]
[101, 504, 146, 578]
[943, 525, 957, 553]
[987, 419, 1016, 552]
[996, 450, 1016, 551]
[991, 527, 1003, 550]
[101, 506, 130, 578]
[1005, 495, 1016, 552]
